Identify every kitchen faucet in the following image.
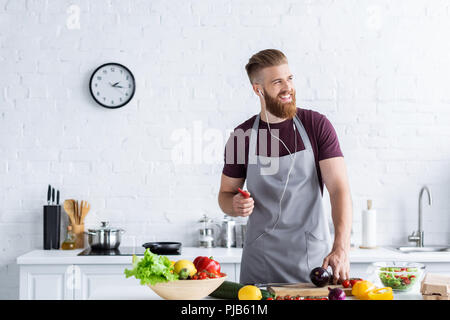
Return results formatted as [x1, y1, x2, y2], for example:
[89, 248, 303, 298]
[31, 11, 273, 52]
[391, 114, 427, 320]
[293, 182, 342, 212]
[408, 186, 432, 247]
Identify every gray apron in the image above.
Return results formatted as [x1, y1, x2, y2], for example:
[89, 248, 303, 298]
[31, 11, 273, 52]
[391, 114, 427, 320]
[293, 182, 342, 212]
[240, 114, 331, 284]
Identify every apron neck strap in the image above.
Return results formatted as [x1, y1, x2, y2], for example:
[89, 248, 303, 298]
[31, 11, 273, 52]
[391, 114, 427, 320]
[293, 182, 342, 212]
[249, 113, 313, 158]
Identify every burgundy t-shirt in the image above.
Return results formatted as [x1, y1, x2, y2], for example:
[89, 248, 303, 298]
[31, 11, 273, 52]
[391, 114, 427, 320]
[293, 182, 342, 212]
[222, 108, 343, 194]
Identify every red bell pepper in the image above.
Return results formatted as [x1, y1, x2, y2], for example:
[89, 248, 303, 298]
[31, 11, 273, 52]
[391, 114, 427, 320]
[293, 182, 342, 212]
[193, 256, 221, 275]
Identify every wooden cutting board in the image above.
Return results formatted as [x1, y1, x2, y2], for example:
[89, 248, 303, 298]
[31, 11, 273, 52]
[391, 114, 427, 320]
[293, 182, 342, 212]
[420, 273, 450, 296]
[268, 283, 353, 297]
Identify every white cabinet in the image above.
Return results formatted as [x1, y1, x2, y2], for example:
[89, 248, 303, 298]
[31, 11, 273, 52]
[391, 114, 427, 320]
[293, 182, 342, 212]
[220, 263, 237, 282]
[74, 265, 150, 300]
[19, 265, 74, 300]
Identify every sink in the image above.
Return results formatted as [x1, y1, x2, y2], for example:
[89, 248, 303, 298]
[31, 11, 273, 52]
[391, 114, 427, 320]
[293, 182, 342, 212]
[395, 246, 450, 253]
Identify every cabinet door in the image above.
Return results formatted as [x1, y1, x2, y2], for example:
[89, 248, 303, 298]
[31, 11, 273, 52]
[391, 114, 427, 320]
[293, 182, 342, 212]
[235, 263, 241, 283]
[19, 265, 74, 300]
[219, 263, 236, 282]
[74, 265, 156, 300]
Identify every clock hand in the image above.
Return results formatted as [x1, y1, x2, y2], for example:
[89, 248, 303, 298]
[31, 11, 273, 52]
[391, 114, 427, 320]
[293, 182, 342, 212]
[111, 88, 128, 97]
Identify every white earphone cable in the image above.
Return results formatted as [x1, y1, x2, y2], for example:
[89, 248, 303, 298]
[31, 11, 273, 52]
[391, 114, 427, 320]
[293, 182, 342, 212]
[248, 106, 297, 244]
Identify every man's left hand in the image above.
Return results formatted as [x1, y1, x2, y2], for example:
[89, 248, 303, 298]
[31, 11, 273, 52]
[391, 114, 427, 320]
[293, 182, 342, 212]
[321, 247, 350, 285]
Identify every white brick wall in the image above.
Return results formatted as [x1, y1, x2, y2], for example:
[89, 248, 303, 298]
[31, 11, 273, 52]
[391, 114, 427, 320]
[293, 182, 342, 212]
[1, 0, 450, 299]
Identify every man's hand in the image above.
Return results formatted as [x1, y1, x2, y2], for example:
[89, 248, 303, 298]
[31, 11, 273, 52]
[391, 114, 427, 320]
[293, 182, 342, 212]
[232, 192, 254, 217]
[322, 247, 350, 284]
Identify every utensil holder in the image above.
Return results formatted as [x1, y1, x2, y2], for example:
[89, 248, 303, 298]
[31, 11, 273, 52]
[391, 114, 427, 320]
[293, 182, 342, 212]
[43, 205, 61, 250]
[72, 224, 85, 249]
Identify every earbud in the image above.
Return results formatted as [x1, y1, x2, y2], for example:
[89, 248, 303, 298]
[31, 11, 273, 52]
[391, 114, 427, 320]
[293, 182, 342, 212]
[258, 89, 264, 97]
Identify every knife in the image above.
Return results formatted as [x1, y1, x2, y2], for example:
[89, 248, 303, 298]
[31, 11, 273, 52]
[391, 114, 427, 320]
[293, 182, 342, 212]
[56, 190, 60, 205]
[47, 185, 51, 205]
[51, 188, 55, 205]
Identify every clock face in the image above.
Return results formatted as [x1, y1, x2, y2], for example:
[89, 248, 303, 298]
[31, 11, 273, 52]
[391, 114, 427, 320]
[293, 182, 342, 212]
[89, 63, 136, 108]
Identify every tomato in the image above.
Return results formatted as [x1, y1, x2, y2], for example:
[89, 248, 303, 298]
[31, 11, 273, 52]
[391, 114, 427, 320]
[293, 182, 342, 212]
[266, 297, 274, 300]
[350, 278, 363, 287]
[284, 295, 292, 300]
[342, 280, 351, 288]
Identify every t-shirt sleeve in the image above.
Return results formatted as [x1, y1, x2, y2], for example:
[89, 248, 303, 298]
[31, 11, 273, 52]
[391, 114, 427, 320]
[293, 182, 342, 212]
[316, 114, 343, 161]
[222, 130, 248, 178]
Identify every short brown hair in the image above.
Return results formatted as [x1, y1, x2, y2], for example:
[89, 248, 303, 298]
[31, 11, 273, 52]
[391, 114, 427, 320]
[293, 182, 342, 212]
[245, 49, 288, 84]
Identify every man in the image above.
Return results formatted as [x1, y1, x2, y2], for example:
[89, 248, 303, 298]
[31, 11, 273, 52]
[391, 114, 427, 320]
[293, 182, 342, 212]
[218, 49, 352, 285]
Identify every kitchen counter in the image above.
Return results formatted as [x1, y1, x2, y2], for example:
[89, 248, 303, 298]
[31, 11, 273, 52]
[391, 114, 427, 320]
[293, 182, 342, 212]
[349, 246, 450, 263]
[17, 246, 450, 300]
[16, 247, 244, 265]
[16, 246, 450, 265]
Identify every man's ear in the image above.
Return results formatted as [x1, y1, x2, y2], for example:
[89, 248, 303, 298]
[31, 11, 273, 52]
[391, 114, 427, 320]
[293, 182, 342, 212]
[252, 84, 264, 97]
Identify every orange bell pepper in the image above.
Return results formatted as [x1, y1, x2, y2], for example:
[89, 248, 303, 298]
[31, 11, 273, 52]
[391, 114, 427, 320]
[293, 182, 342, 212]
[351, 280, 376, 300]
[368, 287, 394, 300]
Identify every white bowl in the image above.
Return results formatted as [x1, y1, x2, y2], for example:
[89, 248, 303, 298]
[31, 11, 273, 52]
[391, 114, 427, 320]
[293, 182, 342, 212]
[149, 275, 227, 300]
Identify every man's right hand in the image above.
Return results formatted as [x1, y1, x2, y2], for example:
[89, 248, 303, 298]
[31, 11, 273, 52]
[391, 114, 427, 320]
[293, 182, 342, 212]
[232, 192, 254, 217]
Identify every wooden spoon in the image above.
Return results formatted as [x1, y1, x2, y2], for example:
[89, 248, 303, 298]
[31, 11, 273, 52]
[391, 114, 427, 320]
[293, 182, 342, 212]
[75, 200, 79, 224]
[80, 200, 91, 224]
[63, 199, 76, 225]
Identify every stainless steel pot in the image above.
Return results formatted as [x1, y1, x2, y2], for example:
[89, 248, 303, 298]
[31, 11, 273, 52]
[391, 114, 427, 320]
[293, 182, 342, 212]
[85, 221, 125, 249]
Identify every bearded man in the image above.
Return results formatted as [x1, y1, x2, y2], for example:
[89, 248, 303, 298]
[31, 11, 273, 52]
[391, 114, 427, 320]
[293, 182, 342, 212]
[218, 49, 353, 285]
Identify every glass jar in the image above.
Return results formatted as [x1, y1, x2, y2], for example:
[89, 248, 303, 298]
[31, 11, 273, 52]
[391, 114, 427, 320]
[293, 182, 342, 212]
[198, 214, 215, 248]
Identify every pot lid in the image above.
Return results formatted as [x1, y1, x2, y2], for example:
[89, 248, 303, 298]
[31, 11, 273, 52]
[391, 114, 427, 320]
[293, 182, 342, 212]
[88, 221, 123, 232]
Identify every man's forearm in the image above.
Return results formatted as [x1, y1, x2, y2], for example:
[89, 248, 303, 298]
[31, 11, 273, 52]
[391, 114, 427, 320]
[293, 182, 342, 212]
[218, 191, 237, 217]
[330, 189, 353, 251]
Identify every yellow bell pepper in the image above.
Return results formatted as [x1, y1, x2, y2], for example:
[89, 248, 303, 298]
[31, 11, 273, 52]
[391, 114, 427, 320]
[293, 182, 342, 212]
[367, 287, 394, 300]
[351, 280, 376, 300]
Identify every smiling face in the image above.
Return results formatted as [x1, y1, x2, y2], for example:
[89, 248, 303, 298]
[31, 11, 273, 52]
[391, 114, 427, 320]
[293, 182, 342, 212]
[257, 64, 297, 119]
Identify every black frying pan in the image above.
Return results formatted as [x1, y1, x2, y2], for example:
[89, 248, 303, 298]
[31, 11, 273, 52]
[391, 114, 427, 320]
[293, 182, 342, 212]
[142, 242, 182, 255]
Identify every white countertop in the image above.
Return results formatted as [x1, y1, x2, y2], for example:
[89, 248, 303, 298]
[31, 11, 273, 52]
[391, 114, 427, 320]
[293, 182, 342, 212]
[348, 246, 450, 263]
[16, 247, 244, 265]
[16, 246, 450, 265]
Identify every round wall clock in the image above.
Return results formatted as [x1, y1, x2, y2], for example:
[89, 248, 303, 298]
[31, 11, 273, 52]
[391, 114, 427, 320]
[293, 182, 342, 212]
[89, 62, 136, 109]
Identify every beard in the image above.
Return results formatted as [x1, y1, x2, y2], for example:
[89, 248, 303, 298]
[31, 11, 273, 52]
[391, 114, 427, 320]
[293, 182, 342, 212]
[263, 88, 297, 120]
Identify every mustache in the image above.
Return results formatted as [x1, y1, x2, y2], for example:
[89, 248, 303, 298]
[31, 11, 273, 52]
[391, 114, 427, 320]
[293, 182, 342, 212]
[264, 89, 297, 119]
[278, 90, 293, 96]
